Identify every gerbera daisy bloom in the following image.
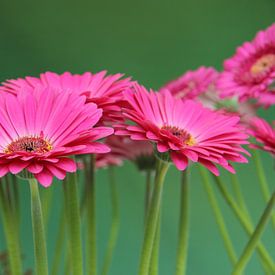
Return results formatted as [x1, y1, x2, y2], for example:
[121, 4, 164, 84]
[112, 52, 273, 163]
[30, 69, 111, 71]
[248, 117, 275, 155]
[1, 71, 133, 123]
[116, 84, 249, 175]
[217, 24, 275, 107]
[0, 86, 113, 187]
[96, 136, 154, 170]
[159, 66, 219, 108]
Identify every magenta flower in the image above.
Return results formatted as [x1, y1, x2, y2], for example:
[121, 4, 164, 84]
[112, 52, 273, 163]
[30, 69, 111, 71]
[1, 71, 132, 123]
[116, 84, 249, 175]
[160, 66, 219, 108]
[0, 86, 113, 187]
[217, 24, 275, 107]
[96, 136, 154, 169]
[248, 117, 275, 156]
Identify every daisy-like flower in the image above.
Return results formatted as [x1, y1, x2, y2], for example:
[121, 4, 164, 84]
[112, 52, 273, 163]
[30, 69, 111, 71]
[248, 117, 275, 155]
[96, 136, 154, 170]
[159, 66, 219, 108]
[217, 24, 275, 107]
[1, 71, 133, 123]
[116, 84, 249, 175]
[0, 86, 113, 187]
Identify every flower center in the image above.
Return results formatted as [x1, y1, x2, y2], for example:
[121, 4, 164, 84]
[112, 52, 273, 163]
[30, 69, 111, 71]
[250, 54, 275, 76]
[4, 135, 53, 154]
[161, 125, 196, 146]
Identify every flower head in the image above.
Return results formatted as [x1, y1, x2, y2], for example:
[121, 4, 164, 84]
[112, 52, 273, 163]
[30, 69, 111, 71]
[116, 84, 249, 175]
[0, 86, 113, 187]
[248, 117, 275, 155]
[160, 66, 219, 108]
[1, 71, 132, 123]
[217, 24, 275, 107]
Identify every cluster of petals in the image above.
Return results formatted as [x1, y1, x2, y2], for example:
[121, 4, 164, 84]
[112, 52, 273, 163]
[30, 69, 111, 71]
[248, 117, 275, 155]
[0, 86, 113, 187]
[1, 71, 133, 123]
[217, 24, 275, 107]
[116, 84, 249, 175]
[160, 66, 219, 108]
[96, 136, 153, 168]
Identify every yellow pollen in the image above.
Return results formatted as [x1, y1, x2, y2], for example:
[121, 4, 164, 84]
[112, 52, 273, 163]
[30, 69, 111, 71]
[4, 136, 53, 154]
[250, 54, 275, 75]
[161, 125, 196, 146]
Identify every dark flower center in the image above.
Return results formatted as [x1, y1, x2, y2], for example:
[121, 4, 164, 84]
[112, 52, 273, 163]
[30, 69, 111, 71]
[161, 125, 195, 146]
[5, 135, 53, 154]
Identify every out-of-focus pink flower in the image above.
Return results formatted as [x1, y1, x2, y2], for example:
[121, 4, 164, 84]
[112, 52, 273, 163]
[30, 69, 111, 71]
[217, 24, 275, 107]
[1, 71, 133, 123]
[116, 84, 250, 175]
[248, 117, 275, 155]
[160, 66, 219, 108]
[0, 86, 113, 187]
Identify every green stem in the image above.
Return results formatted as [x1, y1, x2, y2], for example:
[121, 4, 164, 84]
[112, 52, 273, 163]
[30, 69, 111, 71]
[199, 168, 237, 265]
[50, 208, 66, 275]
[101, 166, 120, 275]
[138, 159, 169, 275]
[63, 172, 83, 275]
[145, 170, 152, 223]
[212, 176, 275, 273]
[232, 192, 275, 275]
[175, 170, 190, 275]
[86, 155, 97, 275]
[252, 150, 275, 229]
[0, 180, 22, 275]
[29, 178, 49, 275]
[149, 211, 161, 275]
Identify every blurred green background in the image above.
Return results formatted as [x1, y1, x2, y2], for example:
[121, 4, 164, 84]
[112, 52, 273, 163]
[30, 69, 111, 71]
[0, 0, 275, 274]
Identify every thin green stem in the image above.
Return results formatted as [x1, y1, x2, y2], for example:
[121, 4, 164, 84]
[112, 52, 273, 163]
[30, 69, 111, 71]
[199, 168, 237, 265]
[29, 178, 48, 275]
[212, 176, 275, 273]
[138, 159, 169, 275]
[0, 180, 22, 275]
[50, 208, 66, 275]
[175, 170, 190, 275]
[252, 150, 275, 229]
[149, 211, 161, 275]
[63, 172, 83, 275]
[101, 166, 120, 275]
[145, 170, 152, 223]
[232, 192, 275, 275]
[86, 155, 97, 275]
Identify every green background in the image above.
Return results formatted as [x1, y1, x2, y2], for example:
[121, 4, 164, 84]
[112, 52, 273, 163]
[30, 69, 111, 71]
[0, 0, 275, 274]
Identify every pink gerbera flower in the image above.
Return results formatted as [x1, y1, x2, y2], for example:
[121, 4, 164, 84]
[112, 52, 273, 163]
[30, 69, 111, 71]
[0, 86, 113, 187]
[248, 117, 275, 155]
[96, 136, 154, 170]
[1, 71, 132, 123]
[116, 84, 249, 175]
[217, 24, 275, 107]
[159, 66, 219, 108]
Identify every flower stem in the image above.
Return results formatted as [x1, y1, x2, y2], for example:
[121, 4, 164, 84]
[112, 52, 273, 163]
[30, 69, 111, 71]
[63, 172, 83, 275]
[86, 155, 97, 275]
[0, 179, 22, 275]
[145, 170, 152, 223]
[252, 150, 275, 229]
[28, 178, 49, 275]
[149, 211, 161, 275]
[101, 166, 120, 275]
[232, 192, 275, 275]
[175, 170, 190, 275]
[199, 167, 237, 265]
[212, 176, 275, 272]
[138, 159, 169, 275]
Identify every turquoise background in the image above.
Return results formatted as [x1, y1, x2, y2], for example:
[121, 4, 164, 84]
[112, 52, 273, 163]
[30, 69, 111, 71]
[0, 0, 275, 274]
